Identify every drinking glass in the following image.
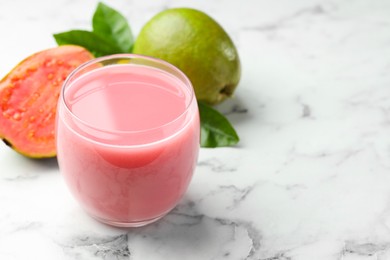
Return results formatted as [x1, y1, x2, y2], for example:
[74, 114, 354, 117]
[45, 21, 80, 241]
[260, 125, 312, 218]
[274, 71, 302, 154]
[56, 54, 200, 227]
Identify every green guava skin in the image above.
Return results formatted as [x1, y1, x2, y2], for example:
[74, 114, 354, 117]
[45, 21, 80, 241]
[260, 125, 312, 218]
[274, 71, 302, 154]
[133, 8, 241, 105]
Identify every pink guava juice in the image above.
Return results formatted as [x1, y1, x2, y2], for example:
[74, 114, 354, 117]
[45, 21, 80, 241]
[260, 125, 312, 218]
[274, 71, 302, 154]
[56, 55, 200, 227]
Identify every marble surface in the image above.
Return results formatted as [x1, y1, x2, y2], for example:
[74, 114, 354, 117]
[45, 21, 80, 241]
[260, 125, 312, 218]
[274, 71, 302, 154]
[1, 0, 390, 259]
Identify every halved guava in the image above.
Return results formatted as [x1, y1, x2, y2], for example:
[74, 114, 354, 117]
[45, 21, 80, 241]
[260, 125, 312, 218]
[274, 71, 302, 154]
[0, 45, 94, 158]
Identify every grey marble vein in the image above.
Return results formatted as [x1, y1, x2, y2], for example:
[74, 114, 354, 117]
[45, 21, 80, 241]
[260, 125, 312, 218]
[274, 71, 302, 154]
[60, 234, 130, 260]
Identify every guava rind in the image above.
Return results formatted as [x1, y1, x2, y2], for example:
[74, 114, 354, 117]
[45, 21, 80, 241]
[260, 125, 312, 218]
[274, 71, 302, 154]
[0, 45, 94, 158]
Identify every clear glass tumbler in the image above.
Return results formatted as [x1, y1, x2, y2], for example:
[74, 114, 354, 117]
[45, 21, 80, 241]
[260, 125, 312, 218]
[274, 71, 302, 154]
[56, 54, 200, 227]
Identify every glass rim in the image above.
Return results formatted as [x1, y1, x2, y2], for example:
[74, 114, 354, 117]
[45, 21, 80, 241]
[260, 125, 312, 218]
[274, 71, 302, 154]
[60, 53, 196, 137]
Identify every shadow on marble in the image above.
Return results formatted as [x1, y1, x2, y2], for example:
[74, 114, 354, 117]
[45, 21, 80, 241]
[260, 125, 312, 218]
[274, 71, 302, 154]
[126, 198, 221, 255]
[0, 148, 59, 181]
[215, 93, 255, 126]
[26, 156, 59, 170]
[55, 194, 261, 259]
[54, 197, 214, 259]
[123, 195, 260, 258]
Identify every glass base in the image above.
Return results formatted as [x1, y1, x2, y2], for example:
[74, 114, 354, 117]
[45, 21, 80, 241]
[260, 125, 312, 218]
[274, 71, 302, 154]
[90, 214, 166, 228]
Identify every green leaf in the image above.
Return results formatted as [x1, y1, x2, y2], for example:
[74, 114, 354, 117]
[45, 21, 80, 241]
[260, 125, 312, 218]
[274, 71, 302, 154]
[92, 2, 134, 53]
[53, 30, 122, 57]
[198, 102, 239, 148]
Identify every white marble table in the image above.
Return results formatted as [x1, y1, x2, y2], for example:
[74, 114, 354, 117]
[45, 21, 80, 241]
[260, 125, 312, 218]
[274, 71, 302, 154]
[1, 0, 390, 259]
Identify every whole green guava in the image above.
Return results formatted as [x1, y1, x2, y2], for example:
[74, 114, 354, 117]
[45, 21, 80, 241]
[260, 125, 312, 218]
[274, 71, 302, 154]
[133, 8, 241, 105]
